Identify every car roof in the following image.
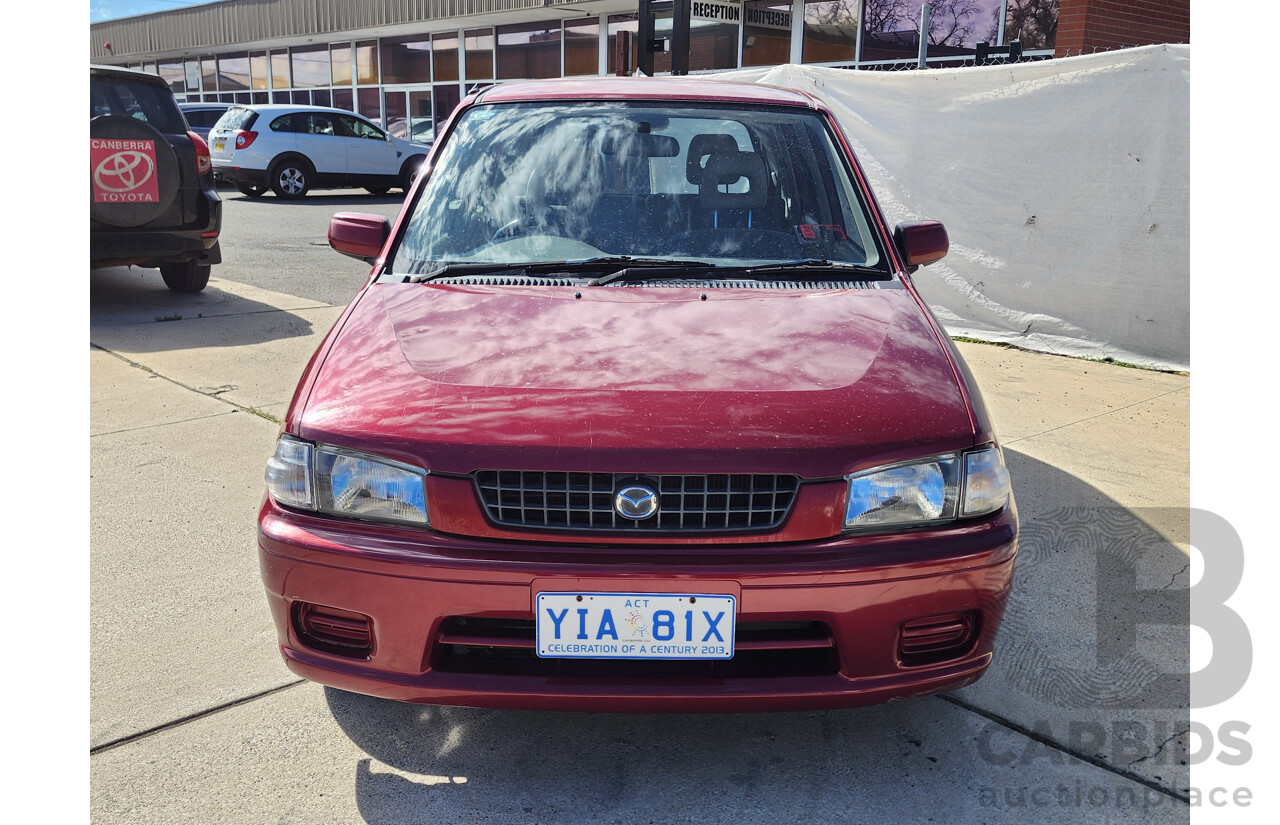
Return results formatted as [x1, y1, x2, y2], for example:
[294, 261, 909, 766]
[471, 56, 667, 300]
[227, 103, 374, 118]
[475, 77, 819, 109]
[90, 63, 169, 88]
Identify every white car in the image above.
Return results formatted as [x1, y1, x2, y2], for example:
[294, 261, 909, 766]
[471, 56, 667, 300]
[208, 104, 431, 198]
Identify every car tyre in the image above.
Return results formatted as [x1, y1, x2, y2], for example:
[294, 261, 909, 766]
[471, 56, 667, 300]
[235, 182, 267, 198]
[159, 260, 211, 293]
[399, 158, 424, 193]
[366, 186, 391, 196]
[269, 158, 313, 199]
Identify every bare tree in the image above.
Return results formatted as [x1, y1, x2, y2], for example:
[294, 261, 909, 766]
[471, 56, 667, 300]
[926, 0, 984, 47]
[1004, 0, 1059, 49]
[863, 0, 910, 33]
[807, 0, 869, 28]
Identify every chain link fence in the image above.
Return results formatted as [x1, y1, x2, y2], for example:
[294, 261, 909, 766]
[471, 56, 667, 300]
[823, 43, 1157, 72]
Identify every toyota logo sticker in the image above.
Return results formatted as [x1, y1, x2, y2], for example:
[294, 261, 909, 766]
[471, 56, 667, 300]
[91, 139, 160, 203]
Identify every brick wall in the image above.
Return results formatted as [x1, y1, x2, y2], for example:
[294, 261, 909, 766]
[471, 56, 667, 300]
[1055, 0, 1190, 58]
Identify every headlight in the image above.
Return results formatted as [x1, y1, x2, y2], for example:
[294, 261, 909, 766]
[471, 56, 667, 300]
[265, 436, 428, 526]
[844, 446, 1009, 531]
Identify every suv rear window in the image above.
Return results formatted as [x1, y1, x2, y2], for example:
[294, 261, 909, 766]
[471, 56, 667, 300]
[90, 77, 185, 134]
[215, 107, 258, 132]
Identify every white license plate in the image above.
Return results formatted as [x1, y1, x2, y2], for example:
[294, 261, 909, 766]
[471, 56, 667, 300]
[213, 140, 225, 152]
[536, 592, 736, 660]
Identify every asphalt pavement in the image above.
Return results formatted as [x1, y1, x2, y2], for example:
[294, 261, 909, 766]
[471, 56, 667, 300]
[89, 194, 1192, 824]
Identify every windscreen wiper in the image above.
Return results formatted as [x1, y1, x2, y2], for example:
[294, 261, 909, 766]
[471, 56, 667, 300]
[408, 256, 714, 284]
[728, 259, 892, 280]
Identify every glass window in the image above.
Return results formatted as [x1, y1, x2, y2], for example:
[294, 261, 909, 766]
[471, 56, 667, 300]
[433, 84, 461, 131]
[291, 90, 312, 105]
[743, 2, 793, 67]
[382, 36, 431, 84]
[497, 21, 562, 80]
[313, 89, 332, 107]
[687, 7, 740, 72]
[408, 90, 434, 143]
[391, 102, 884, 272]
[607, 14, 643, 75]
[465, 29, 494, 81]
[356, 41, 379, 84]
[385, 91, 407, 135]
[564, 20, 600, 76]
[331, 43, 353, 86]
[338, 114, 386, 140]
[218, 53, 250, 92]
[433, 33, 459, 82]
[358, 87, 381, 123]
[803, 0, 858, 63]
[302, 112, 338, 135]
[271, 51, 290, 88]
[90, 75, 185, 132]
[159, 60, 185, 93]
[201, 57, 218, 92]
[292, 45, 331, 87]
[862, 0, 1002, 61]
[333, 87, 354, 111]
[216, 107, 257, 132]
[934, 0, 1003, 50]
[1005, 0, 1057, 49]
[270, 114, 300, 133]
[250, 52, 269, 90]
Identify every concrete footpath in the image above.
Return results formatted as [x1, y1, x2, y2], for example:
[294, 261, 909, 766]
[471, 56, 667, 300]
[89, 265, 1191, 824]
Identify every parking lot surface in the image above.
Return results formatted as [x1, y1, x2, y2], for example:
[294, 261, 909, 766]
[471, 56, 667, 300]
[90, 192, 1191, 824]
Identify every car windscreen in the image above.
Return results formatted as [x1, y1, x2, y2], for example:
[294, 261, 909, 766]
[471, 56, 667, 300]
[90, 77, 185, 134]
[389, 102, 885, 274]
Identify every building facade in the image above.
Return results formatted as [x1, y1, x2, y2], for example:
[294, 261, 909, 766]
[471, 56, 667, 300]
[89, 1, 1187, 135]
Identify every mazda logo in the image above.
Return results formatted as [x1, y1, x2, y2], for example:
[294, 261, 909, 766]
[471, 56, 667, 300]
[94, 150, 156, 193]
[615, 484, 659, 520]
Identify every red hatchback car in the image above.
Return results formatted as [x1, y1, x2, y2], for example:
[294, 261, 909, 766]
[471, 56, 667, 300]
[259, 78, 1017, 712]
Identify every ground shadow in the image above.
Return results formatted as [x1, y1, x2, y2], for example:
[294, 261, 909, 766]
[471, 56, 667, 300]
[90, 265, 322, 352]
[321, 449, 1191, 824]
[220, 189, 406, 208]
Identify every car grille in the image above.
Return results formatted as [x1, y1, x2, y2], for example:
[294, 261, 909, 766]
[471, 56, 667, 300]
[473, 471, 800, 532]
[432, 617, 839, 679]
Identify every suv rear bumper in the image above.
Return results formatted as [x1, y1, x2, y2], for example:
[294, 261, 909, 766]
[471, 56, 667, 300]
[90, 225, 222, 270]
[213, 164, 268, 188]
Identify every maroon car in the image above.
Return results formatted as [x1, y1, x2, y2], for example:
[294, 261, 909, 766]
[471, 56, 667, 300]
[259, 78, 1017, 712]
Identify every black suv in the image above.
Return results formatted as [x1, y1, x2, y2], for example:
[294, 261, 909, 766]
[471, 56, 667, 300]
[91, 65, 222, 292]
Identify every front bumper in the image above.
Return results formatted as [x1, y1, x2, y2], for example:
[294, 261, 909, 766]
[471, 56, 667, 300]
[258, 498, 1017, 712]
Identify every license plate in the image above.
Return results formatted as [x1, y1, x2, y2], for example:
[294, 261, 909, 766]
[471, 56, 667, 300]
[213, 140, 225, 152]
[536, 592, 736, 659]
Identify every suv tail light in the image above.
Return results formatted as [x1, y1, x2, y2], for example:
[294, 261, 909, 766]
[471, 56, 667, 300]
[188, 131, 212, 176]
[235, 130, 259, 150]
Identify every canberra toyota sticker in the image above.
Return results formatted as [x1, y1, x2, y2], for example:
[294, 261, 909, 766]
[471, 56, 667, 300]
[91, 139, 160, 203]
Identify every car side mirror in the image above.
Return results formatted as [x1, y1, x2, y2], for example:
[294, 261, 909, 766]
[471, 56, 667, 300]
[893, 220, 949, 271]
[329, 212, 391, 263]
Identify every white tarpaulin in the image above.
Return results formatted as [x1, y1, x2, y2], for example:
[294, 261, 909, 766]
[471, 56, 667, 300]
[717, 45, 1190, 371]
